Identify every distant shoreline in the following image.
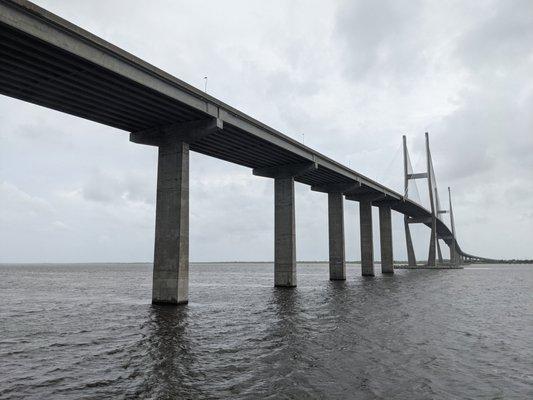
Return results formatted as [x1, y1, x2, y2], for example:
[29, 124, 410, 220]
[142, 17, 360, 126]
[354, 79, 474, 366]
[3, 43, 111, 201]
[1, 260, 532, 266]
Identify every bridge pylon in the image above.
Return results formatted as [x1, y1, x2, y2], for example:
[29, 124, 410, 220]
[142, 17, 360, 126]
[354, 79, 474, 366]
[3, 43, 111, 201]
[402, 132, 444, 267]
[402, 135, 418, 267]
[448, 187, 459, 266]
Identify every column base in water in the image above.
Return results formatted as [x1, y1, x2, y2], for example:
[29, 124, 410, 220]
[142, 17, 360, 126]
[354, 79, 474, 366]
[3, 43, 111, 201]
[152, 141, 189, 305]
[379, 205, 394, 274]
[274, 177, 296, 287]
[328, 192, 346, 280]
[360, 200, 375, 276]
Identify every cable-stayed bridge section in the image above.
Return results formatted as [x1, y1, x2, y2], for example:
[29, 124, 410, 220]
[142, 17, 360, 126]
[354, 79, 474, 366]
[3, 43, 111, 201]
[0, 0, 488, 304]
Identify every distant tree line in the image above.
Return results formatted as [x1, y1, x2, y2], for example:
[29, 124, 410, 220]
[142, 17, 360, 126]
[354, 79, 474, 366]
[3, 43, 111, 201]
[472, 259, 533, 264]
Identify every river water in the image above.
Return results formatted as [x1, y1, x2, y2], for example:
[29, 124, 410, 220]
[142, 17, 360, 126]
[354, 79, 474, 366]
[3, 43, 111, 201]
[0, 263, 531, 399]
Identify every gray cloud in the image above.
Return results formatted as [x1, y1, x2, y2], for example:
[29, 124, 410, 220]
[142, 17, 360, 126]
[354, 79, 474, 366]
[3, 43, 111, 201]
[81, 168, 155, 205]
[457, 0, 533, 72]
[335, 0, 424, 82]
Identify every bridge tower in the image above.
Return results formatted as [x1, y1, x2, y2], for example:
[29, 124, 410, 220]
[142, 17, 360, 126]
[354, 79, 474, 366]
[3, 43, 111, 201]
[448, 187, 459, 266]
[402, 135, 417, 267]
[402, 132, 444, 267]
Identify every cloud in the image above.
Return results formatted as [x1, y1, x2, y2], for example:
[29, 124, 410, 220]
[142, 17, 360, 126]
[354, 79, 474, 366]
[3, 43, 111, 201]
[0, 181, 54, 220]
[81, 168, 155, 205]
[51, 220, 70, 231]
[335, 0, 425, 81]
[456, 0, 533, 72]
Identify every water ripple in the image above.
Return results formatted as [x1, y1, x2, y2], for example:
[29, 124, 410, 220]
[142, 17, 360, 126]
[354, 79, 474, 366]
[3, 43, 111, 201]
[0, 263, 532, 399]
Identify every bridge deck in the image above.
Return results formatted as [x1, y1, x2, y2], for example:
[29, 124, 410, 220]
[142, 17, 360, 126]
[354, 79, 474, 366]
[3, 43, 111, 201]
[0, 0, 468, 257]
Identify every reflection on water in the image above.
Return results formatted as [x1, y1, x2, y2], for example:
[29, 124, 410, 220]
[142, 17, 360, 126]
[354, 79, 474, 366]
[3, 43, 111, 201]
[0, 263, 532, 399]
[138, 305, 200, 399]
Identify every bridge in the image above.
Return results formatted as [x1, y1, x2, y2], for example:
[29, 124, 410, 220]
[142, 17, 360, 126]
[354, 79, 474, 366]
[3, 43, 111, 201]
[0, 0, 490, 304]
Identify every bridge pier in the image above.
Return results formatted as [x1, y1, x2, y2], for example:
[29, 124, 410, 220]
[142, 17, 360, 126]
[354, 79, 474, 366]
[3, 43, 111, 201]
[254, 162, 318, 287]
[274, 177, 297, 286]
[152, 141, 190, 304]
[312, 182, 360, 281]
[359, 200, 375, 276]
[346, 193, 386, 276]
[379, 205, 394, 274]
[328, 192, 346, 280]
[130, 118, 222, 305]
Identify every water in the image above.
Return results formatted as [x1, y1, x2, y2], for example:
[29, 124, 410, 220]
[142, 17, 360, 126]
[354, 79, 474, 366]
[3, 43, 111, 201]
[0, 263, 532, 399]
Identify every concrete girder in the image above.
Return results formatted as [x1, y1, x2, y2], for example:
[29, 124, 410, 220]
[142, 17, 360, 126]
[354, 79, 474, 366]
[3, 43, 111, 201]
[407, 217, 433, 224]
[311, 181, 361, 194]
[345, 193, 387, 203]
[130, 117, 223, 146]
[253, 162, 318, 179]
[372, 197, 402, 207]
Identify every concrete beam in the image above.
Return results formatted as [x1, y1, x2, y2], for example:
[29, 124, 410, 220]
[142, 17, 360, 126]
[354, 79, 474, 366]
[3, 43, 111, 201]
[359, 200, 374, 276]
[407, 172, 428, 180]
[407, 216, 433, 224]
[275, 177, 296, 286]
[379, 205, 394, 274]
[311, 181, 360, 194]
[130, 117, 222, 146]
[328, 192, 346, 280]
[346, 193, 387, 203]
[373, 197, 401, 207]
[152, 140, 189, 304]
[253, 162, 318, 179]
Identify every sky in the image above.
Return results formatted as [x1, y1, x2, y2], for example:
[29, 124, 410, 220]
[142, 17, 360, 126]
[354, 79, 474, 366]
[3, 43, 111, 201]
[1, 0, 532, 263]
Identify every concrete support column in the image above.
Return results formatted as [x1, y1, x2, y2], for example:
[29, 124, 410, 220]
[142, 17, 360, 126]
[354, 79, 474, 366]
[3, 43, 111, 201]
[427, 221, 437, 267]
[449, 240, 457, 265]
[359, 200, 374, 276]
[328, 192, 346, 280]
[152, 141, 189, 304]
[379, 205, 394, 274]
[274, 177, 296, 286]
[404, 217, 417, 267]
[437, 239, 444, 265]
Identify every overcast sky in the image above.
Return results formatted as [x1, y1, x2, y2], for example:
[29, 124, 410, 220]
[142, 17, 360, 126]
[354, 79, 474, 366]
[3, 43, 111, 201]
[1, 0, 532, 263]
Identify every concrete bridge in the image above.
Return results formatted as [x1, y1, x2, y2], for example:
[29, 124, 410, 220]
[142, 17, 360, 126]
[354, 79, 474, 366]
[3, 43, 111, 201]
[0, 0, 488, 304]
